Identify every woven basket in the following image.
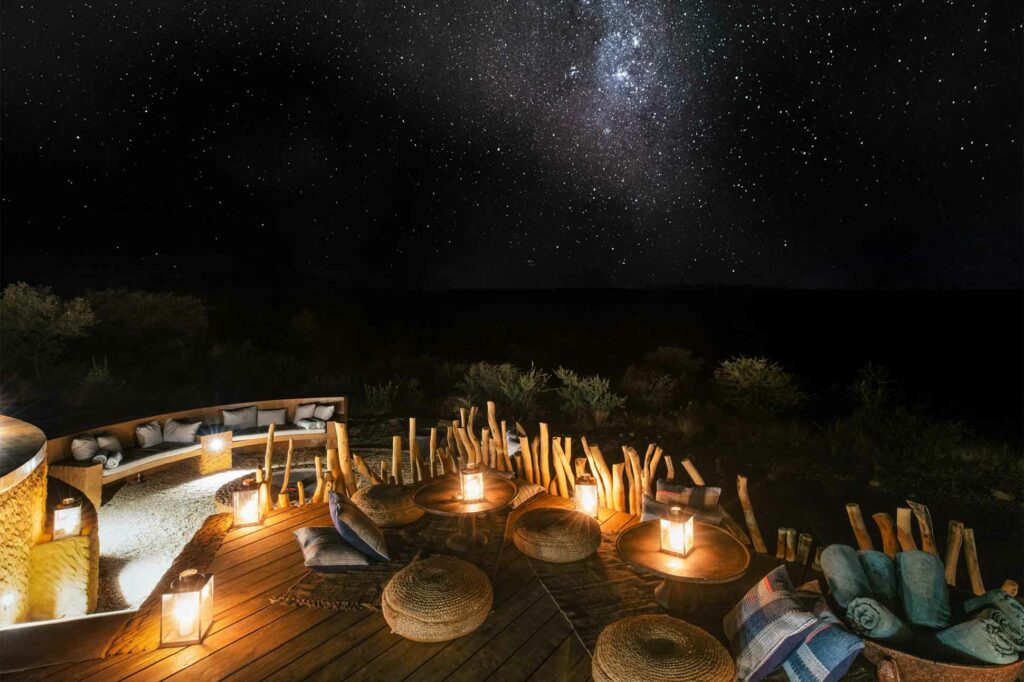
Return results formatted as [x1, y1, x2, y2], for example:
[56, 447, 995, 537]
[382, 556, 493, 642]
[593, 614, 736, 682]
[351, 484, 424, 527]
[513, 507, 601, 563]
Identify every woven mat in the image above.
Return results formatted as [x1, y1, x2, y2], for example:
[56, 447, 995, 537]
[528, 531, 664, 653]
[272, 511, 510, 611]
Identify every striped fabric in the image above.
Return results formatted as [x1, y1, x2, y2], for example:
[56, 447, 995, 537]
[783, 587, 864, 682]
[724, 565, 818, 682]
[640, 495, 723, 527]
[654, 480, 722, 510]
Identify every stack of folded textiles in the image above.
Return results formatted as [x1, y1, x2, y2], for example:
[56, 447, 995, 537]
[821, 544, 1023, 666]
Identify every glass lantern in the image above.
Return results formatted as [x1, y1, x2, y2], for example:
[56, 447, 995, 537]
[574, 474, 599, 518]
[160, 569, 214, 647]
[53, 497, 82, 540]
[232, 478, 262, 527]
[460, 462, 485, 503]
[659, 506, 694, 558]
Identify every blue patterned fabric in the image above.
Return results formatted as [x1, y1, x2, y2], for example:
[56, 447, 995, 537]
[328, 491, 389, 561]
[782, 590, 865, 681]
[724, 565, 818, 682]
[897, 550, 951, 628]
[654, 480, 722, 510]
[820, 544, 872, 609]
[640, 495, 723, 526]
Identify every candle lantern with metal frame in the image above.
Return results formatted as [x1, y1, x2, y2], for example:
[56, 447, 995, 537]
[574, 474, 599, 518]
[659, 506, 695, 558]
[460, 462, 485, 503]
[160, 569, 214, 647]
[53, 497, 82, 540]
[232, 477, 262, 527]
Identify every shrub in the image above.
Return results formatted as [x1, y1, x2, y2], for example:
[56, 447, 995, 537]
[456, 362, 549, 422]
[364, 381, 399, 415]
[0, 282, 95, 379]
[851, 362, 899, 412]
[642, 346, 705, 389]
[68, 356, 125, 407]
[713, 356, 804, 416]
[554, 367, 625, 426]
[621, 366, 677, 413]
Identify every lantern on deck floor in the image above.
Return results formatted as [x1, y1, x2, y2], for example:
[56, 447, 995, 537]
[232, 477, 262, 527]
[460, 462, 485, 503]
[53, 497, 82, 540]
[659, 506, 694, 558]
[160, 569, 214, 647]
[574, 474, 599, 518]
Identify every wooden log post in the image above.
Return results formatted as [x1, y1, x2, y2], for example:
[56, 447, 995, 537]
[486, 402, 501, 451]
[797, 533, 813, 565]
[625, 447, 643, 517]
[785, 528, 797, 562]
[644, 445, 661, 497]
[409, 418, 421, 484]
[311, 457, 325, 504]
[353, 454, 382, 486]
[575, 458, 586, 478]
[737, 476, 768, 554]
[1001, 580, 1018, 597]
[872, 513, 899, 558]
[277, 439, 295, 509]
[553, 440, 571, 497]
[681, 458, 705, 485]
[944, 521, 964, 587]
[664, 456, 675, 482]
[846, 503, 875, 551]
[379, 460, 388, 484]
[587, 441, 615, 510]
[261, 423, 277, 515]
[776, 528, 787, 560]
[296, 481, 306, 506]
[583, 445, 607, 509]
[539, 423, 552, 489]
[428, 428, 438, 479]
[896, 507, 918, 551]
[612, 463, 626, 512]
[907, 500, 938, 556]
[480, 428, 492, 469]
[622, 447, 638, 514]
[963, 528, 985, 595]
[520, 435, 536, 484]
[392, 436, 404, 486]
[335, 422, 357, 495]
[531, 436, 540, 482]
[326, 448, 343, 494]
[813, 546, 824, 572]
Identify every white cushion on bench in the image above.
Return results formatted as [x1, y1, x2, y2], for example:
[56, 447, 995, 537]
[104, 442, 201, 477]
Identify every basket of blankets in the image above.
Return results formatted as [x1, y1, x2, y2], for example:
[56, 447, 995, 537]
[821, 544, 1023, 681]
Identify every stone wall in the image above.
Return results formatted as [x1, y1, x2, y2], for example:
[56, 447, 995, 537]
[0, 459, 47, 625]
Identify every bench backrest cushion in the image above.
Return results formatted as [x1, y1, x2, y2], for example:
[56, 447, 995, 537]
[164, 418, 202, 444]
[257, 408, 287, 426]
[71, 433, 100, 461]
[313, 404, 335, 420]
[222, 405, 258, 430]
[96, 432, 123, 453]
[135, 420, 163, 448]
[295, 403, 317, 421]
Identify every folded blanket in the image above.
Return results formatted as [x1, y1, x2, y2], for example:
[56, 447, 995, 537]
[296, 417, 326, 430]
[92, 452, 108, 466]
[821, 544, 873, 609]
[897, 550, 951, 629]
[103, 451, 124, 469]
[846, 596, 912, 645]
[926, 608, 1019, 665]
[961, 590, 1024, 652]
[783, 590, 864, 682]
[858, 550, 898, 611]
[640, 495, 723, 527]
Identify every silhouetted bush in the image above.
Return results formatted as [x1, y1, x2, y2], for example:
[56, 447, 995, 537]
[554, 367, 625, 426]
[456, 362, 550, 422]
[713, 356, 805, 417]
[364, 381, 399, 415]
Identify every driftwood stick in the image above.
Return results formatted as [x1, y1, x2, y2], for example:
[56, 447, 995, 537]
[281, 439, 294, 492]
[681, 458, 705, 485]
[963, 528, 985, 595]
[539, 423, 552, 489]
[575, 458, 587, 478]
[296, 480, 306, 506]
[531, 436, 540, 481]
[872, 513, 899, 558]
[379, 460, 388, 483]
[263, 422, 276, 480]
[515, 421, 527, 437]
[467, 406, 479, 444]
[392, 436, 404, 486]
[1001, 580, 1018, 597]
[896, 507, 917, 551]
[311, 457, 324, 504]
[612, 463, 626, 512]
[584, 446, 607, 509]
[551, 441, 568, 498]
[737, 475, 768, 554]
[481, 428, 492, 469]
[428, 428, 438, 480]
[797, 533, 813, 565]
[335, 422, 357, 495]
[813, 546, 824, 572]
[626, 448, 644, 517]
[520, 435, 536, 484]
[846, 503, 875, 551]
[588, 441, 615, 508]
[325, 447, 342, 492]
[553, 440, 572, 495]
[409, 418, 420, 484]
[664, 455, 675, 482]
[622, 447, 638, 514]
[486, 401, 501, 451]
[459, 408, 468, 429]
[276, 492, 290, 510]
[776, 528, 787, 559]
[907, 500, 938, 556]
[943, 521, 964, 586]
[785, 528, 797, 562]
[353, 454, 382, 485]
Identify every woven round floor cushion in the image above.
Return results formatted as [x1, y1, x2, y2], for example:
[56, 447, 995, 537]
[351, 484, 424, 527]
[593, 614, 736, 682]
[513, 507, 601, 563]
[382, 556, 493, 642]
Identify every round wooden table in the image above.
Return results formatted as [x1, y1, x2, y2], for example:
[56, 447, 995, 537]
[412, 474, 517, 552]
[617, 520, 751, 615]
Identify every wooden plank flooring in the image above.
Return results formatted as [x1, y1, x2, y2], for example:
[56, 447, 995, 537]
[6, 494, 623, 681]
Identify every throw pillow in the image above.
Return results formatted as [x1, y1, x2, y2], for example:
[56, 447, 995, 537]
[897, 550, 951, 629]
[820, 544, 873, 609]
[135, 420, 163, 448]
[294, 403, 317, 421]
[96, 432, 123, 453]
[70, 433, 99, 461]
[222, 405, 258, 430]
[640, 494, 723, 527]
[723, 564, 818, 682]
[293, 527, 370, 571]
[164, 418, 202, 444]
[257, 408, 287, 426]
[783, 589, 865, 681]
[313, 403, 335, 420]
[328, 491, 389, 561]
[655, 480, 722, 511]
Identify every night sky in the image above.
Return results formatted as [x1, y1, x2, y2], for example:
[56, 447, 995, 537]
[1, 0, 1021, 289]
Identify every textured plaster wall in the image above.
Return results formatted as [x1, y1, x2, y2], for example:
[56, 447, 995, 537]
[0, 460, 47, 625]
[27, 530, 97, 620]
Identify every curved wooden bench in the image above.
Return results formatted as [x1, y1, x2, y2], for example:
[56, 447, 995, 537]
[48, 397, 347, 509]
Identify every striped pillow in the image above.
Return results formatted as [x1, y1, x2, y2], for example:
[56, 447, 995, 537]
[724, 565, 818, 681]
[654, 480, 721, 511]
[783, 586, 864, 681]
[640, 495, 723, 527]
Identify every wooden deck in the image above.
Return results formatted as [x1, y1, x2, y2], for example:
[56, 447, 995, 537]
[8, 495, 639, 681]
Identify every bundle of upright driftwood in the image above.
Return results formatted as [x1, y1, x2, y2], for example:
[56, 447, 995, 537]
[843, 500, 1009, 597]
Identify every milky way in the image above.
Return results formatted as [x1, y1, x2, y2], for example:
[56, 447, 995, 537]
[1, 0, 1021, 288]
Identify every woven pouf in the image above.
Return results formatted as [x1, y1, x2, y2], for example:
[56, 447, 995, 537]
[593, 614, 736, 682]
[351, 484, 424, 527]
[382, 556, 493, 642]
[513, 507, 601, 563]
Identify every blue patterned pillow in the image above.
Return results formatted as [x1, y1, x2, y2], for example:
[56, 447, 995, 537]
[294, 527, 369, 572]
[783, 587, 864, 682]
[724, 565, 818, 681]
[655, 480, 721, 511]
[328, 491, 389, 561]
[640, 495, 723, 527]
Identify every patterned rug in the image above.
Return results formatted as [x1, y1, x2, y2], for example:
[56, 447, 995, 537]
[272, 510, 510, 611]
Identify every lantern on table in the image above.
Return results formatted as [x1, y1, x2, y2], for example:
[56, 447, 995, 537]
[53, 497, 82, 540]
[232, 477, 261, 527]
[659, 506, 694, 558]
[160, 569, 214, 647]
[460, 462, 485, 503]
[574, 474, 599, 518]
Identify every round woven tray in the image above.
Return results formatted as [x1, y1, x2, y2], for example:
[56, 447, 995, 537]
[352, 484, 424, 527]
[593, 614, 735, 682]
[513, 507, 601, 563]
[382, 556, 493, 642]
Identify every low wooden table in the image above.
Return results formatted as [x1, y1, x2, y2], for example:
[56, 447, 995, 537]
[617, 519, 751, 615]
[412, 474, 517, 552]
